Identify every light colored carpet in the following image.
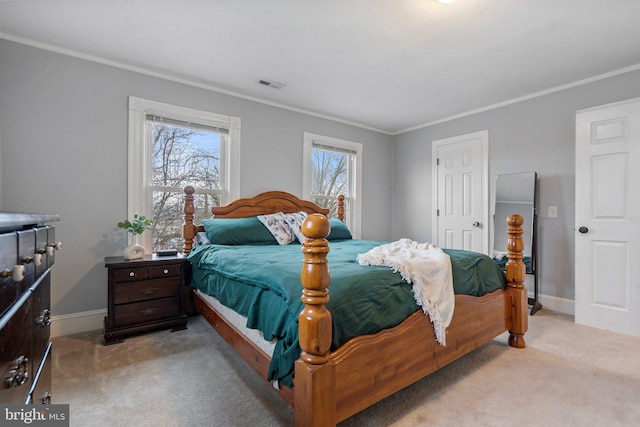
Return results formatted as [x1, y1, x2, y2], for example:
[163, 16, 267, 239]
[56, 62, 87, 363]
[52, 309, 640, 426]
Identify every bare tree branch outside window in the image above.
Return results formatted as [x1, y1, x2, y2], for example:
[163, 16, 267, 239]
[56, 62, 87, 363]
[150, 121, 223, 250]
[312, 148, 351, 220]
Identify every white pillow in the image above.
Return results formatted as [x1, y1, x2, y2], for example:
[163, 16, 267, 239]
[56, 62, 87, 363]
[283, 211, 308, 243]
[257, 212, 295, 245]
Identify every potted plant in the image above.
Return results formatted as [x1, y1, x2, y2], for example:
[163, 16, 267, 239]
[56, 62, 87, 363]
[118, 214, 153, 260]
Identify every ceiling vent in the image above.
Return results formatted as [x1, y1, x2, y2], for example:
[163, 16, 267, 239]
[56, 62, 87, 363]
[258, 79, 286, 89]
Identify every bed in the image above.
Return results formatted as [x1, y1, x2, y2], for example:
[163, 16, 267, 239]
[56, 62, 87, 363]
[182, 186, 528, 426]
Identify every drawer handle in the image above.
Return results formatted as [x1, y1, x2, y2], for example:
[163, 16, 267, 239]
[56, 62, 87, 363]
[163, 269, 169, 274]
[141, 307, 158, 316]
[37, 308, 52, 327]
[141, 287, 158, 295]
[129, 272, 136, 277]
[3, 356, 29, 389]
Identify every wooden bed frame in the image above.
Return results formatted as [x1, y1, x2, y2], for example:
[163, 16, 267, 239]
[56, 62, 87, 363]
[182, 186, 528, 426]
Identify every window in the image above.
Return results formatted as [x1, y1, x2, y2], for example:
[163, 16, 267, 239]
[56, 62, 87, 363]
[303, 132, 362, 238]
[128, 97, 240, 251]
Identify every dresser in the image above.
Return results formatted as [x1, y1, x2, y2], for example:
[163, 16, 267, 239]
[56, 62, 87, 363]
[103, 255, 188, 344]
[0, 213, 60, 405]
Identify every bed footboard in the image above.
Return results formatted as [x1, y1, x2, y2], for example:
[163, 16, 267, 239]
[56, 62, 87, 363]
[294, 213, 528, 426]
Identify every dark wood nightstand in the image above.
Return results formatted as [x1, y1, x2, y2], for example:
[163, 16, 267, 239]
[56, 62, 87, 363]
[104, 254, 188, 344]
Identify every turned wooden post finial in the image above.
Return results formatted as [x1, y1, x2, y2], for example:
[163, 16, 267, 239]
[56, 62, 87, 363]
[183, 186, 196, 254]
[505, 213, 527, 348]
[337, 195, 345, 223]
[298, 213, 332, 365]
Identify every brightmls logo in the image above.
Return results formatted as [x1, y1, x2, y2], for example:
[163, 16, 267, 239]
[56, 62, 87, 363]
[1, 405, 69, 426]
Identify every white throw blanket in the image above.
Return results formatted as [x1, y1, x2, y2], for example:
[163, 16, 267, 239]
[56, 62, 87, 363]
[356, 239, 454, 346]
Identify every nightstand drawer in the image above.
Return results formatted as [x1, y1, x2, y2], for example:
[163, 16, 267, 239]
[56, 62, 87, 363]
[149, 264, 181, 279]
[113, 297, 181, 328]
[113, 266, 148, 283]
[113, 277, 181, 304]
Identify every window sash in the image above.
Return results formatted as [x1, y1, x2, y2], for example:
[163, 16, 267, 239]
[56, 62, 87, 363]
[128, 96, 240, 252]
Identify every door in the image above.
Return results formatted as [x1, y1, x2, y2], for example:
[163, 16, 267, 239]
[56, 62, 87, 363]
[432, 130, 489, 253]
[575, 98, 640, 337]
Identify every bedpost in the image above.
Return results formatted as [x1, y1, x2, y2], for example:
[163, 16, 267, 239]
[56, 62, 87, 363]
[337, 194, 345, 223]
[295, 213, 336, 427]
[505, 214, 528, 348]
[183, 186, 196, 255]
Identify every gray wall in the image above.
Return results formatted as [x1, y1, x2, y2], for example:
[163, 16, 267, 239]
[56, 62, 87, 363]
[392, 68, 640, 301]
[3, 37, 640, 317]
[0, 40, 393, 316]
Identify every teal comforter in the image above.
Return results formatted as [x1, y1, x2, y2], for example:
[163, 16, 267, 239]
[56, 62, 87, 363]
[187, 240, 506, 386]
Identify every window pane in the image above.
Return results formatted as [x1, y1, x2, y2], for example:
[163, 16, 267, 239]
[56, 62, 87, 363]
[152, 121, 223, 189]
[312, 148, 350, 197]
[152, 191, 220, 250]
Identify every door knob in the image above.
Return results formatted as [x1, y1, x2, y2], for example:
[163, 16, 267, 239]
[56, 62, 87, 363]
[578, 226, 589, 234]
[472, 221, 481, 228]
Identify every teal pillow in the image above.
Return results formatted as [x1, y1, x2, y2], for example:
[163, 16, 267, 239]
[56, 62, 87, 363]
[327, 218, 353, 240]
[202, 216, 278, 245]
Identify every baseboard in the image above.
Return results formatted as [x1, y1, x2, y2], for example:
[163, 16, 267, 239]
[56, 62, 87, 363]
[529, 292, 574, 316]
[51, 308, 106, 338]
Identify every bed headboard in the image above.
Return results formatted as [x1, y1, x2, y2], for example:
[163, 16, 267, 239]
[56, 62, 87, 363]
[182, 186, 343, 254]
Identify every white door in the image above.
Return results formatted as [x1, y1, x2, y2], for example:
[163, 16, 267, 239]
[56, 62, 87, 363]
[432, 130, 489, 254]
[575, 98, 640, 337]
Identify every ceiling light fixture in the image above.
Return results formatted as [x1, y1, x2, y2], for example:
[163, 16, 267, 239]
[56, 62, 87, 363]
[437, 0, 458, 3]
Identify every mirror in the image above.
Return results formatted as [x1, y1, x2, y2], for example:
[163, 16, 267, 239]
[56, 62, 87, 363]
[493, 171, 541, 314]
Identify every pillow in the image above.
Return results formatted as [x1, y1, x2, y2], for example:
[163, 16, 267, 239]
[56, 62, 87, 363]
[195, 231, 212, 246]
[327, 218, 353, 240]
[202, 216, 278, 245]
[283, 211, 308, 243]
[257, 212, 296, 245]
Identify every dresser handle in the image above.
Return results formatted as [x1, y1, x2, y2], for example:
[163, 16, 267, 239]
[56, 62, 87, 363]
[3, 356, 29, 389]
[141, 287, 158, 295]
[37, 308, 52, 327]
[140, 307, 158, 316]
[163, 269, 169, 274]
[129, 272, 136, 277]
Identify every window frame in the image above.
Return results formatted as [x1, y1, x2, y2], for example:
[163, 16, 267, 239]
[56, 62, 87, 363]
[302, 132, 362, 238]
[128, 96, 240, 251]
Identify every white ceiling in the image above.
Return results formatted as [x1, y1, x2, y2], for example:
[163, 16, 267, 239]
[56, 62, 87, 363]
[2, 0, 640, 134]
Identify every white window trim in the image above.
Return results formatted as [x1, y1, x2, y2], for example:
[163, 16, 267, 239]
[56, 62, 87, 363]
[128, 96, 240, 250]
[302, 132, 362, 238]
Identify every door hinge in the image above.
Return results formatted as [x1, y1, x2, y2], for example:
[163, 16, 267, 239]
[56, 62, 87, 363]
[436, 158, 440, 166]
[437, 209, 440, 216]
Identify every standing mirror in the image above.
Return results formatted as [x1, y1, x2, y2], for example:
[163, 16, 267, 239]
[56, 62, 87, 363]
[493, 171, 541, 315]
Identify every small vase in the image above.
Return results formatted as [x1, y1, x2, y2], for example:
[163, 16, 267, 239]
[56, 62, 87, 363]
[123, 243, 145, 260]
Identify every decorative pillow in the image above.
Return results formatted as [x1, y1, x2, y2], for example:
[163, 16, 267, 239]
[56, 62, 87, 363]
[195, 231, 212, 246]
[327, 218, 353, 240]
[283, 211, 308, 243]
[202, 216, 278, 245]
[257, 212, 296, 245]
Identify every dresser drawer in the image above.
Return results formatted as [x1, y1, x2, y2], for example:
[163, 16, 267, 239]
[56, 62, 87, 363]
[17, 229, 36, 287]
[113, 297, 181, 328]
[31, 273, 51, 367]
[0, 293, 33, 404]
[113, 277, 181, 304]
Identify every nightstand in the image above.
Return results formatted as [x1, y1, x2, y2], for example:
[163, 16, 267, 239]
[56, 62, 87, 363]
[104, 254, 188, 344]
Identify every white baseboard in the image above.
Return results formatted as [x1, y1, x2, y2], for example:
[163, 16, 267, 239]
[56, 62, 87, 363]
[530, 292, 574, 316]
[51, 308, 106, 338]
